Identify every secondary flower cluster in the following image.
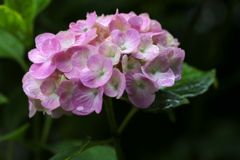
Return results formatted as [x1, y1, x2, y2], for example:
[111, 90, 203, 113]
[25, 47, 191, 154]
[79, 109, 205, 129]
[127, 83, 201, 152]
[22, 10, 185, 118]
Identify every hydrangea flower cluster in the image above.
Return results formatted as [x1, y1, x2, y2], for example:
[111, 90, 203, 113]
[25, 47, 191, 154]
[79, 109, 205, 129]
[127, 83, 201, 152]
[22, 10, 185, 118]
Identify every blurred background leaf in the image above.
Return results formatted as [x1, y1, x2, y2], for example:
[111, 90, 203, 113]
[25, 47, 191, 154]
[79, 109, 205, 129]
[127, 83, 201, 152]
[0, 92, 8, 105]
[0, 123, 29, 142]
[0, 28, 26, 70]
[0, 5, 26, 39]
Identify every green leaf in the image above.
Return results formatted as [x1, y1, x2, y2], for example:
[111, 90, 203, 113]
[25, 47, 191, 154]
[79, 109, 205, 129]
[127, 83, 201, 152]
[5, 0, 35, 22]
[0, 28, 27, 71]
[144, 90, 189, 113]
[50, 136, 91, 160]
[4, 0, 51, 47]
[5, 0, 52, 19]
[0, 5, 26, 41]
[72, 145, 117, 160]
[35, 0, 52, 15]
[0, 92, 8, 105]
[0, 123, 29, 142]
[50, 139, 89, 153]
[164, 63, 216, 97]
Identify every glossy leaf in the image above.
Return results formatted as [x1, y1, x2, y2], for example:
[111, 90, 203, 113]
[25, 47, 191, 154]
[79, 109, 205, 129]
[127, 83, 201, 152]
[71, 145, 117, 160]
[144, 90, 189, 113]
[50, 136, 91, 160]
[0, 5, 26, 40]
[164, 63, 216, 97]
[0, 123, 29, 142]
[0, 92, 8, 105]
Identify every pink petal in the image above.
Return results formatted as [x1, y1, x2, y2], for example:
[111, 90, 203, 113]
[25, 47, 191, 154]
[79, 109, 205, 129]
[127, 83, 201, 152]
[75, 28, 97, 46]
[125, 72, 158, 108]
[64, 67, 81, 79]
[55, 30, 76, 49]
[55, 51, 73, 72]
[71, 45, 97, 71]
[72, 82, 103, 115]
[125, 72, 158, 94]
[57, 80, 76, 111]
[28, 98, 37, 118]
[51, 107, 72, 118]
[142, 54, 175, 87]
[149, 20, 162, 32]
[163, 47, 185, 81]
[111, 29, 140, 53]
[22, 72, 44, 99]
[80, 54, 113, 88]
[69, 21, 86, 34]
[79, 68, 99, 88]
[86, 11, 97, 28]
[97, 14, 114, 26]
[35, 33, 55, 50]
[139, 13, 151, 32]
[128, 90, 156, 108]
[41, 39, 61, 57]
[104, 68, 126, 99]
[30, 60, 56, 79]
[40, 79, 56, 96]
[98, 42, 121, 65]
[132, 34, 159, 61]
[41, 93, 60, 110]
[121, 55, 141, 73]
[139, 34, 153, 48]
[28, 49, 47, 63]
[128, 16, 143, 31]
[109, 13, 130, 32]
[28, 98, 48, 117]
[111, 30, 125, 49]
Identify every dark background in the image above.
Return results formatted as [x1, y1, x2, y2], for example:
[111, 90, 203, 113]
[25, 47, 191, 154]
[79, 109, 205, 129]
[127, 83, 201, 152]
[0, 0, 240, 159]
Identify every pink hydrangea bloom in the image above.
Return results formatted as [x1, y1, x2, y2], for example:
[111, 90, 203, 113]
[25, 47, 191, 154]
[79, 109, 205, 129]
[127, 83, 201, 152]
[22, 10, 185, 118]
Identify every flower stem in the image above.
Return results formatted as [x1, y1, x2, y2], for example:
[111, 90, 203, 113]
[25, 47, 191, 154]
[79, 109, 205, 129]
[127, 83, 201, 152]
[33, 113, 41, 160]
[117, 107, 138, 135]
[40, 115, 52, 146]
[104, 97, 124, 160]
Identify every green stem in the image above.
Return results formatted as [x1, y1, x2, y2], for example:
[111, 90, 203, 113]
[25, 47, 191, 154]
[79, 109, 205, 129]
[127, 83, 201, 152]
[104, 97, 124, 160]
[85, 138, 114, 150]
[40, 115, 52, 146]
[119, 97, 130, 104]
[17, 59, 28, 72]
[33, 113, 40, 160]
[104, 97, 118, 135]
[6, 140, 14, 160]
[117, 107, 138, 135]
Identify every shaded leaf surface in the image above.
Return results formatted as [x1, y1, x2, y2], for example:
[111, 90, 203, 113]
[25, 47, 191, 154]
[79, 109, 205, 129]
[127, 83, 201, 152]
[144, 90, 189, 113]
[72, 145, 117, 160]
[165, 63, 216, 97]
[50, 136, 91, 160]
